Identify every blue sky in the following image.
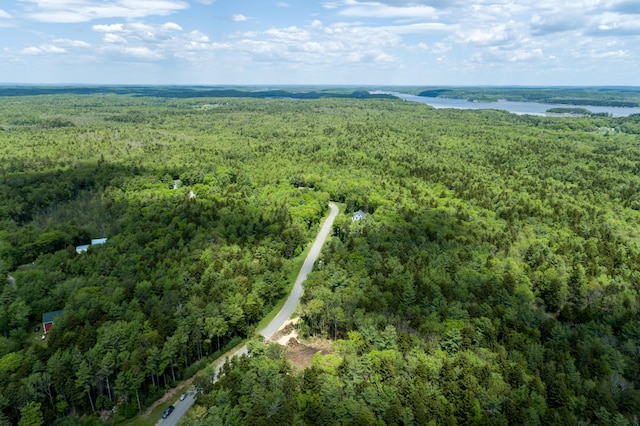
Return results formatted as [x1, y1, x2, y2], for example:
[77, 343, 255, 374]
[1, 0, 639, 85]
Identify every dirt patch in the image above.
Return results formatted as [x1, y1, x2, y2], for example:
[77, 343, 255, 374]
[269, 318, 300, 345]
[285, 338, 333, 372]
[269, 318, 333, 372]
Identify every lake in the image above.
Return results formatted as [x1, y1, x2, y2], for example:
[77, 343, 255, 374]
[373, 91, 640, 117]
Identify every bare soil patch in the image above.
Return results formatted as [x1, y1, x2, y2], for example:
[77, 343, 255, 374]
[269, 318, 333, 372]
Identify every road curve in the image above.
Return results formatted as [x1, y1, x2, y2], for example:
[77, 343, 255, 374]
[160, 202, 339, 426]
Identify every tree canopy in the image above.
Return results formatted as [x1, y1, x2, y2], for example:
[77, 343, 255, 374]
[1, 91, 640, 425]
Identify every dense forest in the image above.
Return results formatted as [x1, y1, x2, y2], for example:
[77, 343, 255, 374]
[0, 86, 393, 101]
[1, 91, 640, 425]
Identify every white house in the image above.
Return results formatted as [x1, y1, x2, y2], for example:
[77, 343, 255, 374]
[352, 210, 367, 221]
[76, 238, 107, 254]
[75, 244, 90, 254]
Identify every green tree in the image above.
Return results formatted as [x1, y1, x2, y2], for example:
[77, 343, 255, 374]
[18, 402, 43, 426]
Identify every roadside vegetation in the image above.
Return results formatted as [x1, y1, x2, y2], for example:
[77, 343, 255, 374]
[1, 91, 640, 425]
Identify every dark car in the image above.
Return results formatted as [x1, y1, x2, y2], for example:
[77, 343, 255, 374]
[161, 406, 174, 419]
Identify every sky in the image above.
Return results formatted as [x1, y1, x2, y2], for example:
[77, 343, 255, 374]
[0, 0, 639, 85]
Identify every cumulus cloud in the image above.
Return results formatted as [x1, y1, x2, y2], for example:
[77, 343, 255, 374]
[92, 21, 185, 44]
[225, 21, 403, 67]
[452, 23, 516, 45]
[162, 22, 183, 31]
[588, 13, 640, 36]
[101, 45, 164, 61]
[103, 33, 128, 44]
[7, 0, 640, 83]
[470, 47, 544, 64]
[20, 0, 189, 23]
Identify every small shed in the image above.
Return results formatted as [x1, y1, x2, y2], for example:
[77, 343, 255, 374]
[91, 238, 107, 246]
[352, 210, 367, 221]
[42, 310, 63, 334]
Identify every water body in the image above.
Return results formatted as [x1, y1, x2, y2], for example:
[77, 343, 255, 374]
[374, 91, 640, 117]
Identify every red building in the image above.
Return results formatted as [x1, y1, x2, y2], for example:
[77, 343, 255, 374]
[42, 310, 63, 334]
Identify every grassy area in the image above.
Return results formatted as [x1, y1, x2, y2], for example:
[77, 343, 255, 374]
[119, 384, 189, 426]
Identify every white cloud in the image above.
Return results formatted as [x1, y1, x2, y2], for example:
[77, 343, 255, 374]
[102, 45, 164, 60]
[451, 20, 527, 46]
[7, 0, 640, 84]
[93, 23, 124, 33]
[508, 48, 544, 62]
[589, 12, 640, 35]
[54, 38, 91, 47]
[188, 31, 210, 43]
[322, 2, 343, 10]
[92, 21, 184, 45]
[21, 44, 67, 55]
[103, 33, 128, 44]
[455, 25, 511, 45]
[431, 42, 451, 53]
[380, 22, 456, 34]
[225, 22, 403, 68]
[21, 0, 189, 23]
[374, 52, 396, 63]
[574, 49, 630, 59]
[336, 1, 439, 19]
[264, 26, 311, 41]
[21, 47, 43, 55]
[162, 22, 183, 31]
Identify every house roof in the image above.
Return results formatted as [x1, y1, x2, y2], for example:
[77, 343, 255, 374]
[76, 238, 108, 254]
[42, 310, 63, 324]
[352, 210, 367, 221]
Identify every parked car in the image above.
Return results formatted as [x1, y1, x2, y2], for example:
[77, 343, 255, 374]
[161, 406, 174, 419]
[180, 392, 188, 401]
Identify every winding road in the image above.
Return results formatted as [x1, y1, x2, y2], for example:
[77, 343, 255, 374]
[160, 202, 339, 426]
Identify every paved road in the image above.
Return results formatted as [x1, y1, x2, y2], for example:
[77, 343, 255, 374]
[160, 202, 338, 426]
[260, 202, 339, 340]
